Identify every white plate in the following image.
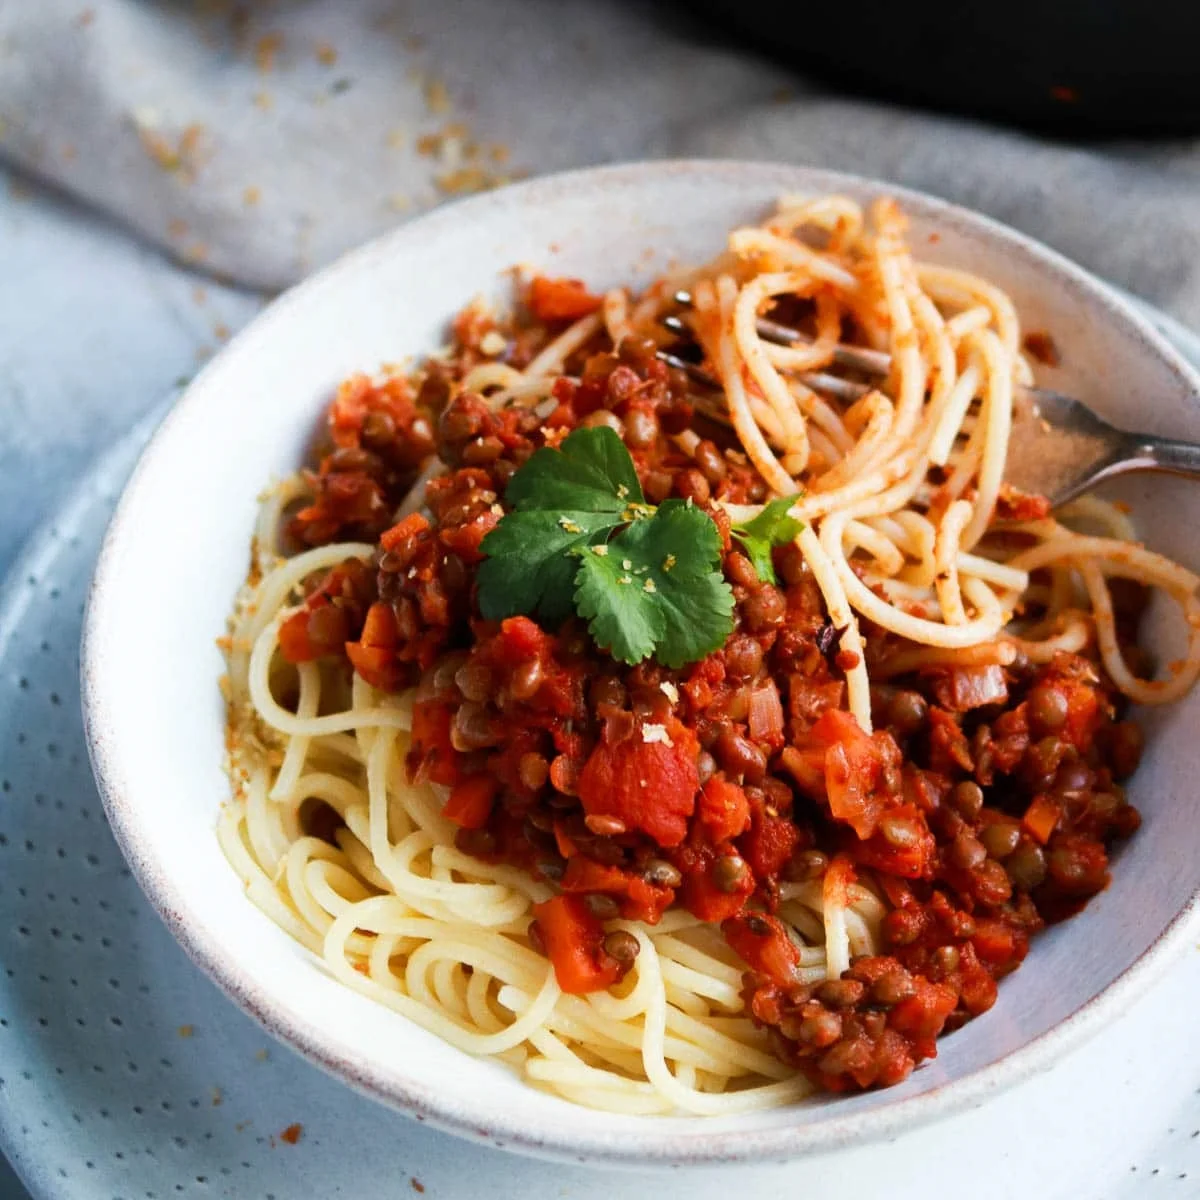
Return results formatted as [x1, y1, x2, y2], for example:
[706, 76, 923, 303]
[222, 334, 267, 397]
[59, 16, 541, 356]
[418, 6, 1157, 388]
[81, 162, 1200, 1166]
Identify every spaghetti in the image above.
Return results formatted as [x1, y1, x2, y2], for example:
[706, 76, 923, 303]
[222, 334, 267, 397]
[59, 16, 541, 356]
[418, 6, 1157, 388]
[220, 196, 1200, 1113]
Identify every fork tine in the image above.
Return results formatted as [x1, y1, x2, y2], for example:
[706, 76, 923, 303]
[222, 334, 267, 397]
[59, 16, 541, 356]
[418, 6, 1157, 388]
[654, 350, 871, 404]
[655, 348, 721, 390]
[669, 289, 890, 377]
[796, 372, 872, 402]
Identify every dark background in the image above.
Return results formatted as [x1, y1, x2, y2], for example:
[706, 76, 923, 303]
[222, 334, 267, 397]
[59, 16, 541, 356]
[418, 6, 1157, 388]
[689, 0, 1200, 135]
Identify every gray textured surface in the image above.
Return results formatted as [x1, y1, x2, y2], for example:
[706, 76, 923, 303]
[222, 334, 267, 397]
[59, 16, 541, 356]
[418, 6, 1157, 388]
[4, 0, 1200, 328]
[0, 168, 261, 575]
[0, 163, 258, 1200]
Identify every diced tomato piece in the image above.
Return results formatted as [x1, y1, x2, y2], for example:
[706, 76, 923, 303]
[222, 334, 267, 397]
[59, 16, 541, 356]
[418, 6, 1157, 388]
[528, 276, 603, 323]
[722, 913, 800, 987]
[531, 894, 621, 995]
[889, 978, 958, 1059]
[359, 601, 397, 648]
[561, 857, 673, 924]
[345, 601, 406, 690]
[971, 918, 1027, 967]
[408, 701, 459, 786]
[955, 948, 1000, 1015]
[778, 744, 826, 798]
[680, 857, 753, 922]
[697, 777, 751, 844]
[1060, 678, 1101, 749]
[877, 874, 915, 910]
[1022, 794, 1061, 845]
[276, 562, 366, 663]
[577, 716, 699, 847]
[327, 373, 419, 452]
[380, 511, 430, 552]
[853, 803, 935, 879]
[488, 616, 551, 666]
[811, 709, 885, 839]
[278, 608, 322, 662]
[345, 642, 392, 689]
[443, 775, 497, 830]
[926, 707, 973, 775]
[553, 821, 579, 860]
[682, 674, 714, 711]
[738, 809, 801, 880]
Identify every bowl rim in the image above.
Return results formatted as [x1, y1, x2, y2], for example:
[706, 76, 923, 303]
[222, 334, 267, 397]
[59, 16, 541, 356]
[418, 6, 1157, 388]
[81, 158, 1200, 1167]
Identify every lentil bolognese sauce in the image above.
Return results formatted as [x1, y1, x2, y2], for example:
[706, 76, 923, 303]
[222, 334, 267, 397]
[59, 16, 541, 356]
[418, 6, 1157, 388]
[219, 195, 1200, 1113]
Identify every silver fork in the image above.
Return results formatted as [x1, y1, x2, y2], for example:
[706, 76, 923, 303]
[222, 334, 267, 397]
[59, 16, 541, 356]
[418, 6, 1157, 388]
[657, 291, 1200, 508]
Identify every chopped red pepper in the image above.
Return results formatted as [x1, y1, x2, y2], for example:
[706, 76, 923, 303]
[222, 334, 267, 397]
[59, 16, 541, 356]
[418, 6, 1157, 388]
[528, 276, 603, 323]
[531, 894, 620, 995]
[1022, 794, 1061, 845]
[887, 978, 958, 1060]
[443, 775, 497, 830]
[560, 857, 673, 924]
[722, 913, 800, 987]
[971, 918, 1027, 966]
[553, 821, 579, 861]
[380, 511, 431, 552]
[345, 602, 406, 691]
[408, 701, 459, 786]
[697, 777, 751, 844]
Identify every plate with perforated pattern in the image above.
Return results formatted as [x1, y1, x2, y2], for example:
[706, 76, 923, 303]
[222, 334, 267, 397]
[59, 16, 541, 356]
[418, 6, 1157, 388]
[1, 308, 1199, 1200]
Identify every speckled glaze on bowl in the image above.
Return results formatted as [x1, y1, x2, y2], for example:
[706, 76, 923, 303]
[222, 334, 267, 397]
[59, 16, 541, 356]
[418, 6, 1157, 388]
[82, 161, 1200, 1167]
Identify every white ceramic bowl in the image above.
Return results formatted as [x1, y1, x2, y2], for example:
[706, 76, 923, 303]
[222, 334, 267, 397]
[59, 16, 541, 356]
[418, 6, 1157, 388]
[83, 161, 1200, 1167]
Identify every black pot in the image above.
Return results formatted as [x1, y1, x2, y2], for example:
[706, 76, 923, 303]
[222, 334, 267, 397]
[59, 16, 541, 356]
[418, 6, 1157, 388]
[686, 0, 1200, 136]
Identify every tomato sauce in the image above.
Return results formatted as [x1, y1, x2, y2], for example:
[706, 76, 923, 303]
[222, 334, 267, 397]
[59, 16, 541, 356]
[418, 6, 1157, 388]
[278, 295, 1145, 1092]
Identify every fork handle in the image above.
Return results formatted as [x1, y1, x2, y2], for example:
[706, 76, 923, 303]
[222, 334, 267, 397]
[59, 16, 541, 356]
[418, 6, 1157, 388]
[1127, 435, 1200, 482]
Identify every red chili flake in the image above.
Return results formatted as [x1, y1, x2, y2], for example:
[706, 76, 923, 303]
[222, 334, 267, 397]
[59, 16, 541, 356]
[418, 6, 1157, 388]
[279, 1123, 303, 1145]
[411, 1179, 426, 1194]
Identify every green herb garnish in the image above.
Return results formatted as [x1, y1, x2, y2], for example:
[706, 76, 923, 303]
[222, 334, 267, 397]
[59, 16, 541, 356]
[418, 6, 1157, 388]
[477, 426, 802, 667]
[574, 499, 735, 668]
[729, 494, 805, 586]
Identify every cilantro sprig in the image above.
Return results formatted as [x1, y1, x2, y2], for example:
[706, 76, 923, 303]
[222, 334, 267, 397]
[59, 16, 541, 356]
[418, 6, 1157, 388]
[729, 495, 805, 586]
[477, 426, 803, 667]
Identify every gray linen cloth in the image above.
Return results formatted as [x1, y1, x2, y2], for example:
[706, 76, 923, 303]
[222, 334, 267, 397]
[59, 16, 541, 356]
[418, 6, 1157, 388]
[3, 0, 1200, 323]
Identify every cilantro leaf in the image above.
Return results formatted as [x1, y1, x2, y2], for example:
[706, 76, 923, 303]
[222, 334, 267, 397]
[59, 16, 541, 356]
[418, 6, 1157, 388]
[575, 501, 734, 667]
[730, 494, 805, 585]
[478, 425, 736, 668]
[506, 426, 644, 514]
[478, 427, 647, 623]
[477, 508, 617, 623]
